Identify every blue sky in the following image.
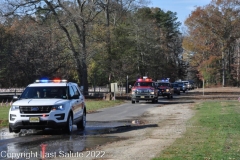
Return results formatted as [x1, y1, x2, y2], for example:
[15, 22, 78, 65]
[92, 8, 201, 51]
[148, 0, 212, 27]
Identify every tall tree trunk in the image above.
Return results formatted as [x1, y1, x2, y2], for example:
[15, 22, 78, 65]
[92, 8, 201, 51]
[80, 23, 89, 95]
[104, 0, 112, 91]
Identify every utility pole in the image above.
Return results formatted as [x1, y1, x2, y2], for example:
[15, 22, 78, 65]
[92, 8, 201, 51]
[203, 78, 204, 96]
[126, 75, 128, 94]
[237, 40, 240, 87]
[222, 43, 225, 87]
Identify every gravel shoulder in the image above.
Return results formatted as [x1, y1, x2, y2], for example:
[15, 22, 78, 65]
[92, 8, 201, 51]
[72, 102, 196, 160]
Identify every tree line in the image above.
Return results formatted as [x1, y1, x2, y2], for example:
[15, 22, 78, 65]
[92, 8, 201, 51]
[3, 0, 240, 92]
[183, 0, 240, 87]
[0, 0, 185, 94]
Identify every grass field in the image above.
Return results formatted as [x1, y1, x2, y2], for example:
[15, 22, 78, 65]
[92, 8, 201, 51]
[0, 106, 10, 127]
[0, 100, 125, 128]
[85, 99, 125, 113]
[153, 100, 240, 160]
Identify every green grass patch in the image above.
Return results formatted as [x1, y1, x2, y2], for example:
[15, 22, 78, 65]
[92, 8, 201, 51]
[85, 99, 125, 113]
[153, 100, 240, 160]
[0, 106, 10, 128]
[0, 106, 10, 119]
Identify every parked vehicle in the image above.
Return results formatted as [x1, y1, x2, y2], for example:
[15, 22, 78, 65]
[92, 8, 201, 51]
[174, 81, 187, 93]
[171, 83, 181, 95]
[189, 82, 195, 90]
[181, 81, 191, 90]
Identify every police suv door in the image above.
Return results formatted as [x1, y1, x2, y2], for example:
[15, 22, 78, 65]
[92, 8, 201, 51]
[68, 85, 83, 122]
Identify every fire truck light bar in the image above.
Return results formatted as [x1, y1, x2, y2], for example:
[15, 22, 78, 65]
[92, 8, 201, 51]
[137, 78, 152, 82]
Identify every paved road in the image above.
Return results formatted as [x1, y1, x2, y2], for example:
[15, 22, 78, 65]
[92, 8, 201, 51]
[0, 100, 161, 160]
[87, 101, 159, 121]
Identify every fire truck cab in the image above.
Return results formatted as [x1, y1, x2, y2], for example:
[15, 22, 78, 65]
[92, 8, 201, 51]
[131, 77, 158, 104]
[156, 78, 174, 99]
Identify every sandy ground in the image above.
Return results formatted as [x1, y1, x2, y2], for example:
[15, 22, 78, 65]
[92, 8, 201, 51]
[68, 102, 196, 160]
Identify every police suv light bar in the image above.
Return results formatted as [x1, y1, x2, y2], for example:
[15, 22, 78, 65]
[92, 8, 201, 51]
[35, 79, 68, 83]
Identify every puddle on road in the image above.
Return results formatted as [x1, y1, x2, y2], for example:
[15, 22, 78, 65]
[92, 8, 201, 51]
[0, 120, 143, 160]
[1, 135, 125, 160]
[86, 120, 134, 134]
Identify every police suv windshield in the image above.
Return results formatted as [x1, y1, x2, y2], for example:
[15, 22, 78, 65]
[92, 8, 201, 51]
[20, 86, 68, 99]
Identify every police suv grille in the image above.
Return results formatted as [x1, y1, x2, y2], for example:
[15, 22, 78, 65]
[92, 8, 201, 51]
[20, 106, 52, 113]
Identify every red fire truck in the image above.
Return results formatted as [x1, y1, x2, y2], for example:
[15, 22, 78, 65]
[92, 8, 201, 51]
[131, 77, 158, 104]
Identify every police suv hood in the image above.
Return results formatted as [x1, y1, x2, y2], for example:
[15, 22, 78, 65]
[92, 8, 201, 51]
[12, 99, 69, 106]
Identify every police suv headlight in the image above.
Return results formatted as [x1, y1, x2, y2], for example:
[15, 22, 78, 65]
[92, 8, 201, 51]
[52, 105, 65, 111]
[166, 89, 169, 92]
[11, 105, 19, 111]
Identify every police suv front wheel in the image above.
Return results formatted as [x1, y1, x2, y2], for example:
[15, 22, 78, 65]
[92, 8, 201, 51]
[9, 125, 20, 133]
[77, 112, 86, 130]
[64, 113, 73, 134]
[9, 125, 12, 133]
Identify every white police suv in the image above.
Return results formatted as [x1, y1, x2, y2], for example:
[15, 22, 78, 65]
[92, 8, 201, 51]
[9, 79, 86, 134]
